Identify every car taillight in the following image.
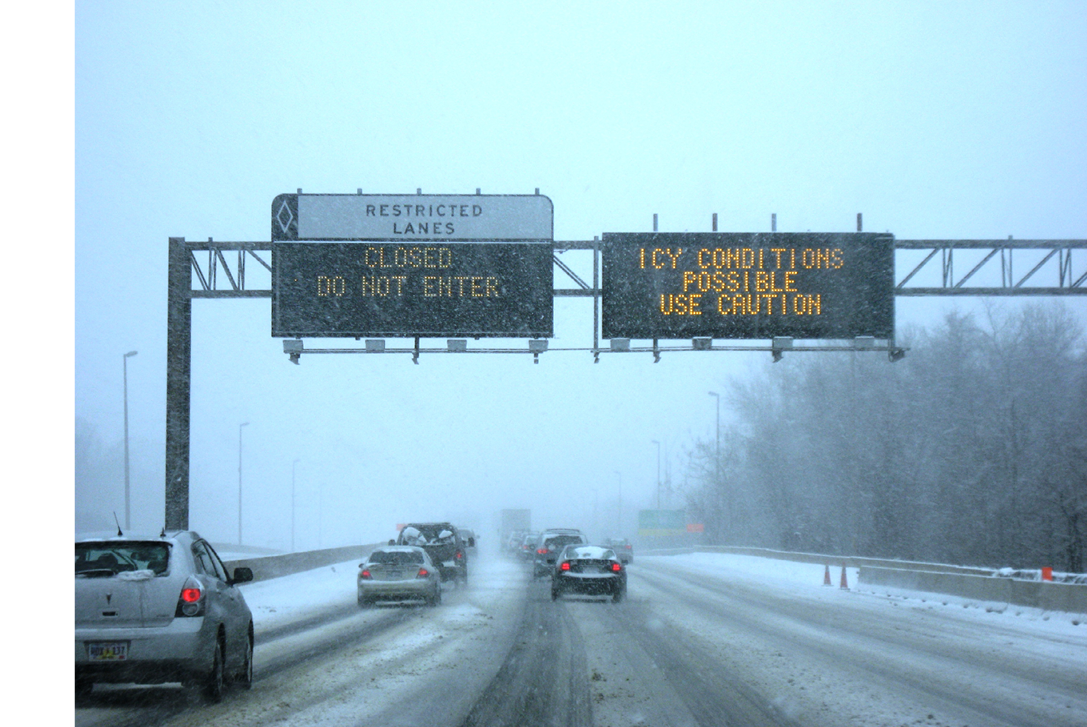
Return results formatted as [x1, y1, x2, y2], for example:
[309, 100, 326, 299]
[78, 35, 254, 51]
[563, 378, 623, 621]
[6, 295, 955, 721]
[611, 562, 622, 572]
[360, 569, 372, 580]
[417, 568, 430, 578]
[176, 577, 205, 617]
[560, 561, 571, 571]
[537, 548, 548, 555]
[455, 550, 464, 561]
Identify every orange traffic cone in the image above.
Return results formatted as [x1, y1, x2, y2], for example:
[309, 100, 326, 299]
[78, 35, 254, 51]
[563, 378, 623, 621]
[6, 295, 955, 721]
[839, 565, 849, 590]
[823, 564, 832, 586]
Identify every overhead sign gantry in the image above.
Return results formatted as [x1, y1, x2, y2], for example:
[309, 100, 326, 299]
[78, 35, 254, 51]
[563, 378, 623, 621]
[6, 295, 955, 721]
[163, 190, 1086, 530]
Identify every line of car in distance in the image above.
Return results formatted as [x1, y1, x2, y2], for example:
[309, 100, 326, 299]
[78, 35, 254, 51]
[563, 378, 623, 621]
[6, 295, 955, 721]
[532, 528, 588, 578]
[75, 530, 255, 703]
[600, 537, 634, 564]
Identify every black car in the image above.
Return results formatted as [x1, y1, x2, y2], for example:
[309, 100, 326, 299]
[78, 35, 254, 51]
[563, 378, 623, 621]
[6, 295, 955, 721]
[519, 532, 540, 561]
[532, 528, 586, 578]
[551, 544, 627, 603]
[601, 537, 634, 564]
[395, 522, 469, 585]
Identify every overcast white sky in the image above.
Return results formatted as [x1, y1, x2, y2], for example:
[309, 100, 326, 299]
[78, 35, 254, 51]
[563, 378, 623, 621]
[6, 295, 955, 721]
[57, 2, 1087, 550]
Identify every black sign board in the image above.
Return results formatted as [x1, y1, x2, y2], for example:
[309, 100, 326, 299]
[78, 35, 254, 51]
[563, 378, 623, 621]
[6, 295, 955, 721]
[601, 232, 895, 340]
[272, 242, 553, 338]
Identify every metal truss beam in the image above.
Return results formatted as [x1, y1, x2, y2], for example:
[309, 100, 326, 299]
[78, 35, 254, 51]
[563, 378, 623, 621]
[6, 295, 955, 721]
[894, 239, 1086, 295]
[179, 238, 1086, 298]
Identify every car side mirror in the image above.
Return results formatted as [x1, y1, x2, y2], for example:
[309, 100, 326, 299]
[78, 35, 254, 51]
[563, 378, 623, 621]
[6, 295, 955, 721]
[231, 566, 254, 584]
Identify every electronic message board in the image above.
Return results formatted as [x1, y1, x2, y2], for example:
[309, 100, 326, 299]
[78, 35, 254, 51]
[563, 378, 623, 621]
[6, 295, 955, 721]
[272, 242, 553, 338]
[601, 232, 895, 340]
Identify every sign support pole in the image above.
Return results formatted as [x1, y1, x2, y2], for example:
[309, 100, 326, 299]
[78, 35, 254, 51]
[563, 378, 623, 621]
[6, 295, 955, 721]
[165, 237, 192, 530]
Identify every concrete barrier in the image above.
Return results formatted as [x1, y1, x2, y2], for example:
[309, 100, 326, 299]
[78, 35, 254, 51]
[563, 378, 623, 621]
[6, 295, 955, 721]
[224, 543, 381, 582]
[858, 565, 1087, 614]
[687, 546, 993, 576]
[641, 546, 1087, 615]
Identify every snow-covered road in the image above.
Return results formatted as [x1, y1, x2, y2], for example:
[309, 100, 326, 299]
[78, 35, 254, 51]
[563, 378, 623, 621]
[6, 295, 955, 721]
[75, 550, 1087, 727]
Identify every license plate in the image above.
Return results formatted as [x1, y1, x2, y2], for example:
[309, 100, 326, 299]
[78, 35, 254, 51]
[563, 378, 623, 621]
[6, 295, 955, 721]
[88, 642, 129, 661]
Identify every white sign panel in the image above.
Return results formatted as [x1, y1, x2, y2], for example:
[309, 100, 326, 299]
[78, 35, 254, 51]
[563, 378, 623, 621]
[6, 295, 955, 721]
[273, 193, 553, 241]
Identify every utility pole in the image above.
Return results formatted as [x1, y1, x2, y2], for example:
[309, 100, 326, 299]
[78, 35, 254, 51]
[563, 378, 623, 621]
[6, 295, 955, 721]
[652, 439, 661, 510]
[709, 391, 722, 533]
[123, 350, 138, 529]
[614, 470, 622, 535]
[291, 458, 300, 552]
[238, 422, 249, 544]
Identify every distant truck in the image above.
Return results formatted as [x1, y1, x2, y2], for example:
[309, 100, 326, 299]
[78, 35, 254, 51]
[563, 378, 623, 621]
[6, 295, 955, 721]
[499, 509, 532, 551]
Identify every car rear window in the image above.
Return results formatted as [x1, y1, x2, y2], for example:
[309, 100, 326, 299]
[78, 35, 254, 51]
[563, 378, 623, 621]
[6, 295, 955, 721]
[567, 546, 614, 559]
[76, 542, 171, 576]
[370, 550, 424, 565]
[400, 524, 456, 544]
[545, 535, 584, 550]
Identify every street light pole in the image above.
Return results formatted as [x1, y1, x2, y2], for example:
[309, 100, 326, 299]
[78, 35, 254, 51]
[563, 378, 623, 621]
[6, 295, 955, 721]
[123, 350, 138, 529]
[652, 439, 661, 509]
[592, 487, 598, 537]
[709, 391, 723, 537]
[238, 422, 249, 545]
[708, 391, 721, 477]
[614, 470, 622, 535]
[291, 458, 300, 552]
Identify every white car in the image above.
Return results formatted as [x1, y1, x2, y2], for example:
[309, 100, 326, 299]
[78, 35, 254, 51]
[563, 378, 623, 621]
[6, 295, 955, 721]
[75, 530, 255, 702]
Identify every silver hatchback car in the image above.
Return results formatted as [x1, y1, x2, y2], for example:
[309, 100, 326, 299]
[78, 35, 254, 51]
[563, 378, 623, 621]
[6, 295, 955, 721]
[75, 530, 254, 702]
[357, 545, 442, 607]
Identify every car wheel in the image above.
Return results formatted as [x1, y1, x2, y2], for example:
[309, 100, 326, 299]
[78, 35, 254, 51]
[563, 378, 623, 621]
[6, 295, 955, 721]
[612, 586, 625, 603]
[428, 587, 442, 607]
[202, 640, 225, 703]
[551, 585, 561, 601]
[358, 595, 372, 608]
[235, 631, 254, 690]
